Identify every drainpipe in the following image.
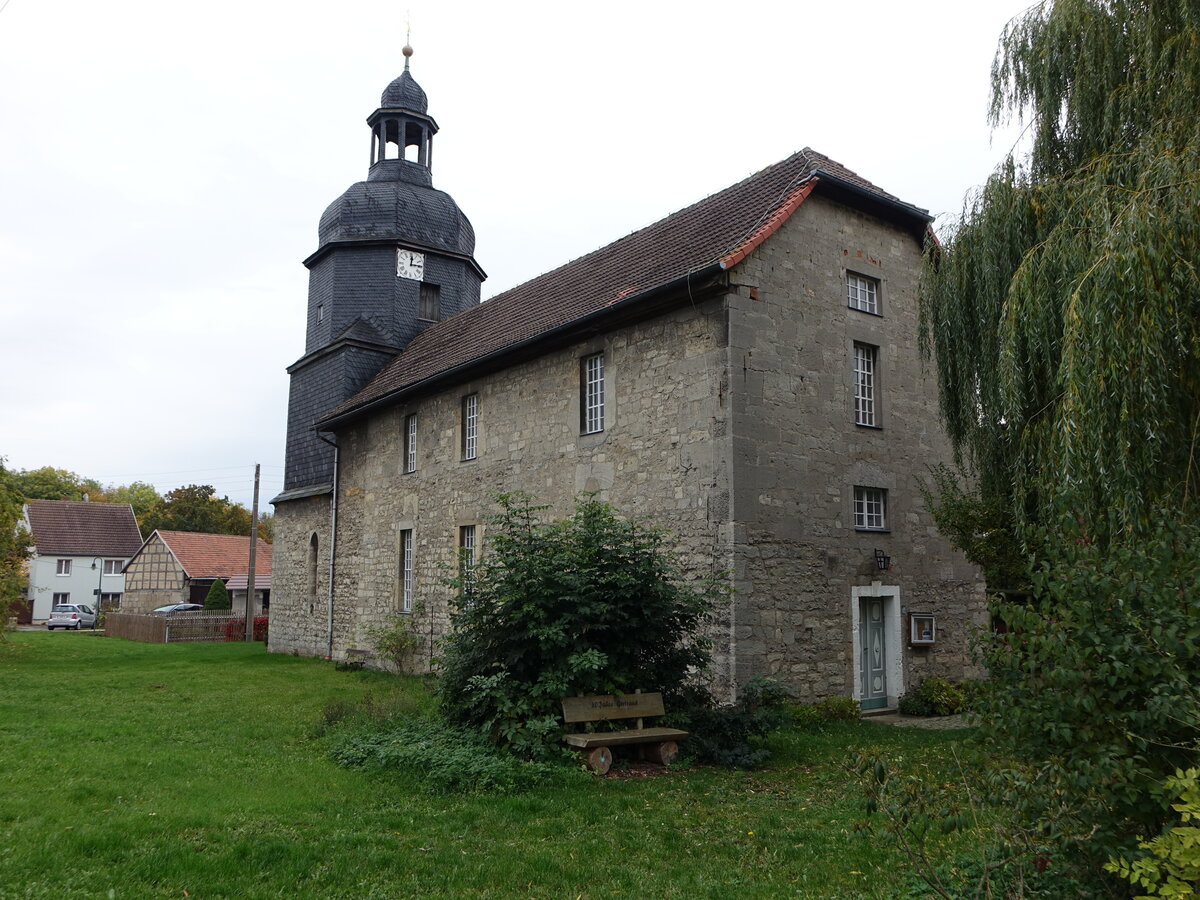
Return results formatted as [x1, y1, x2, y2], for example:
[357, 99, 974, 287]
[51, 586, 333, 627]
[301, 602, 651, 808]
[317, 432, 339, 659]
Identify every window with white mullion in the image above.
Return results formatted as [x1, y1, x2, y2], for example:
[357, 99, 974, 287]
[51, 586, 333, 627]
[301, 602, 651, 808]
[399, 529, 414, 612]
[854, 343, 877, 426]
[854, 486, 888, 531]
[461, 395, 478, 460]
[847, 273, 879, 314]
[582, 353, 605, 434]
[404, 413, 418, 473]
[459, 525, 477, 591]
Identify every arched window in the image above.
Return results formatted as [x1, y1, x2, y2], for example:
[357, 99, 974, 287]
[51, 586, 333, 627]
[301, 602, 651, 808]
[307, 533, 319, 604]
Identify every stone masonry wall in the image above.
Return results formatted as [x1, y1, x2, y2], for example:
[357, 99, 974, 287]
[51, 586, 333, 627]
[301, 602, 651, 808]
[269, 494, 334, 658]
[724, 193, 986, 702]
[272, 300, 736, 685]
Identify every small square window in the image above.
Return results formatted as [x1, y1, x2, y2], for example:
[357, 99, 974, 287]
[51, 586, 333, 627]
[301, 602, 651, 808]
[847, 272, 879, 314]
[461, 394, 478, 460]
[56, 559, 72, 576]
[419, 283, 441, 321]
[103, 559, 123, 575]
[403, 413, 418, 473]
[854, 486, 888, 531]
[581, 353, 605, 434]
[53, 592, 70, 604]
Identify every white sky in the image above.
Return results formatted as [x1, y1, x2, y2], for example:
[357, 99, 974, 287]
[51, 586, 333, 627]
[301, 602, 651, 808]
[0, 0, 1032, 508]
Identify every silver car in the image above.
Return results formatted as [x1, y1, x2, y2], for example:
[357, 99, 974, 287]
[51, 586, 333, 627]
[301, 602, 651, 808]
[46, 604, 97, 630]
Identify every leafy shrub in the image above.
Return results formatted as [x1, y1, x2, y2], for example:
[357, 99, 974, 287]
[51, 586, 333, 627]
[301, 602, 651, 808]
[221, 616, 269, 642]
[203, 578, 231, 610]
[667, 678, 794, 768]
[898, 677, 966, 717]
[1106, 767, 1200, 898]
[978, 514, 1200, 868]
[816, 697, 862, 721]
[366, 615, 421, 674]
[438, 494, 720, 759]
[328, 716, 568, 794]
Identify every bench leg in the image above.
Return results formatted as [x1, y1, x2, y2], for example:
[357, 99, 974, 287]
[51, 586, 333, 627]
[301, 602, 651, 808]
[584, 746, 612, 775]
[642, 741, 679, 766]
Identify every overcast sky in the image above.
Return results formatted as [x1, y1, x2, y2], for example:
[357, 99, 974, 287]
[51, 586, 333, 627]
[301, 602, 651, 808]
[0, 0, 1032, 508]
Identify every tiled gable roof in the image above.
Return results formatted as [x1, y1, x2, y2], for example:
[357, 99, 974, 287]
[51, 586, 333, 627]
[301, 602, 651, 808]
[320, 149, 928, 426]
[153, 530, 273, 580]
[25, 500, 142, 556]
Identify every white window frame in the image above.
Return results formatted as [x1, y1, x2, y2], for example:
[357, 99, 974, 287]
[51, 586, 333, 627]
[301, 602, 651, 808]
[52, 592, 71, 605]
[847, 272, 879, 314]
[99, 592, 122, 609]
[459, 525, 476, 589]
[403, 413, 418, 473]
[581, 353, 605, 434]
[56, 559, 72, 576]
[854, 343, 878, 427]
[854, 486, 888, 531]
[461, 394, 478, 460]
[103, 559, 123, 576]
[399, 529, 414, 612]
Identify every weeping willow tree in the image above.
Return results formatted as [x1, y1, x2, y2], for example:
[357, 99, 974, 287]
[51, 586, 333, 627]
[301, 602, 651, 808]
[922, 0, 1200, 550]
[916, 2, 1200, 885]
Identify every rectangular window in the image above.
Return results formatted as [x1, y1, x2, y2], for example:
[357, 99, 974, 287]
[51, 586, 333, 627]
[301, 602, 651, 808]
[419, 283, 441, 321]
[847, 272, 879, 314]
[461, 394, 478, 460]
[854, 343, 878, 426]
[399, 529, 414, 613]
[581, 353, 605, 434]
[103, 559, 123, 575]
[459, 525, 477, 590]
[403, 413, 418, 473]
[854, 486, 888, 531]
[100, 593, 122, 609]
[56, 559, 71, 576]
[53, 592, 70, 604]
[316, 303, 325, 323]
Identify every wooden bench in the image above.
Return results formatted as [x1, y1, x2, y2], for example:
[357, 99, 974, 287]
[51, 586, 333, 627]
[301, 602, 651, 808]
[561, 691, 688, 774]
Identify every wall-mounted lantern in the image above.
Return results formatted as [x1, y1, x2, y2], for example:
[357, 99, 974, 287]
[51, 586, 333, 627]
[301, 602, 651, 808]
[874, 548, 892, 571]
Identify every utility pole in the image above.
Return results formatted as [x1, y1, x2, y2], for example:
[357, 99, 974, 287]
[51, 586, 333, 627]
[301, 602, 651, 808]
[245, 464, 260, 642]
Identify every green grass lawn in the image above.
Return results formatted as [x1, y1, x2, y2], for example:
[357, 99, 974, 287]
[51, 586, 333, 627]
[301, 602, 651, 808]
[0, 632, 972, 899]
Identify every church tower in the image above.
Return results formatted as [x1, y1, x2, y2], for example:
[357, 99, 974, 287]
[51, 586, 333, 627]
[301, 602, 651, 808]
[278, 46, 485, 501]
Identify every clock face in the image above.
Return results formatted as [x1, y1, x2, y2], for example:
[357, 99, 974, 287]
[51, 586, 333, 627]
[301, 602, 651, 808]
[396, 249, 425, 281]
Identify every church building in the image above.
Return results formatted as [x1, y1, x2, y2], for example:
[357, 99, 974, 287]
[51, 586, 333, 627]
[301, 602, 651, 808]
[270, 50, 985, 706]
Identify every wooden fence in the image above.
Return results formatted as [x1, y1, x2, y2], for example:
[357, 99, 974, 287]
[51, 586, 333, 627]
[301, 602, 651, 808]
[105, 612, 248, 644]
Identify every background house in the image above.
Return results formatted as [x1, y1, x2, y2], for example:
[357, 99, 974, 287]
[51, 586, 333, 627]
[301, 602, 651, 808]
[21, 499, 142, 622]
[225, 573, 271, 616]
[121, 530, 273, 614]
[271, 63, 985, 706]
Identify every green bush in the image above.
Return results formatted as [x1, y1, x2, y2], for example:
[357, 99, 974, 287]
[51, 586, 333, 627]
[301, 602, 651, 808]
[204, 578, 231, 610]
[438, 494, 721, 759]
[666, 678, 794, 768]
[366, 614, 421, 673]
[978, 514, 1200, 869]
[329, 716, 569, 794]
[898, 677, 966, 717]
[1106, 767, 1200, 898]
[815, 696, 861, 721]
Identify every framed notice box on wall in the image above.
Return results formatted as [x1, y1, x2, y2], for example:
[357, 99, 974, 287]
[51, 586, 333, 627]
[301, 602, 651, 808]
[909, 613, 936, 646]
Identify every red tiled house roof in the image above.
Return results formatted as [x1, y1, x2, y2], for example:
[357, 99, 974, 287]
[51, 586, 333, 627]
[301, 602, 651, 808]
[152, 530, 273, 579]
[25, 500, 142, 556]
[319, 148, 931, 428]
